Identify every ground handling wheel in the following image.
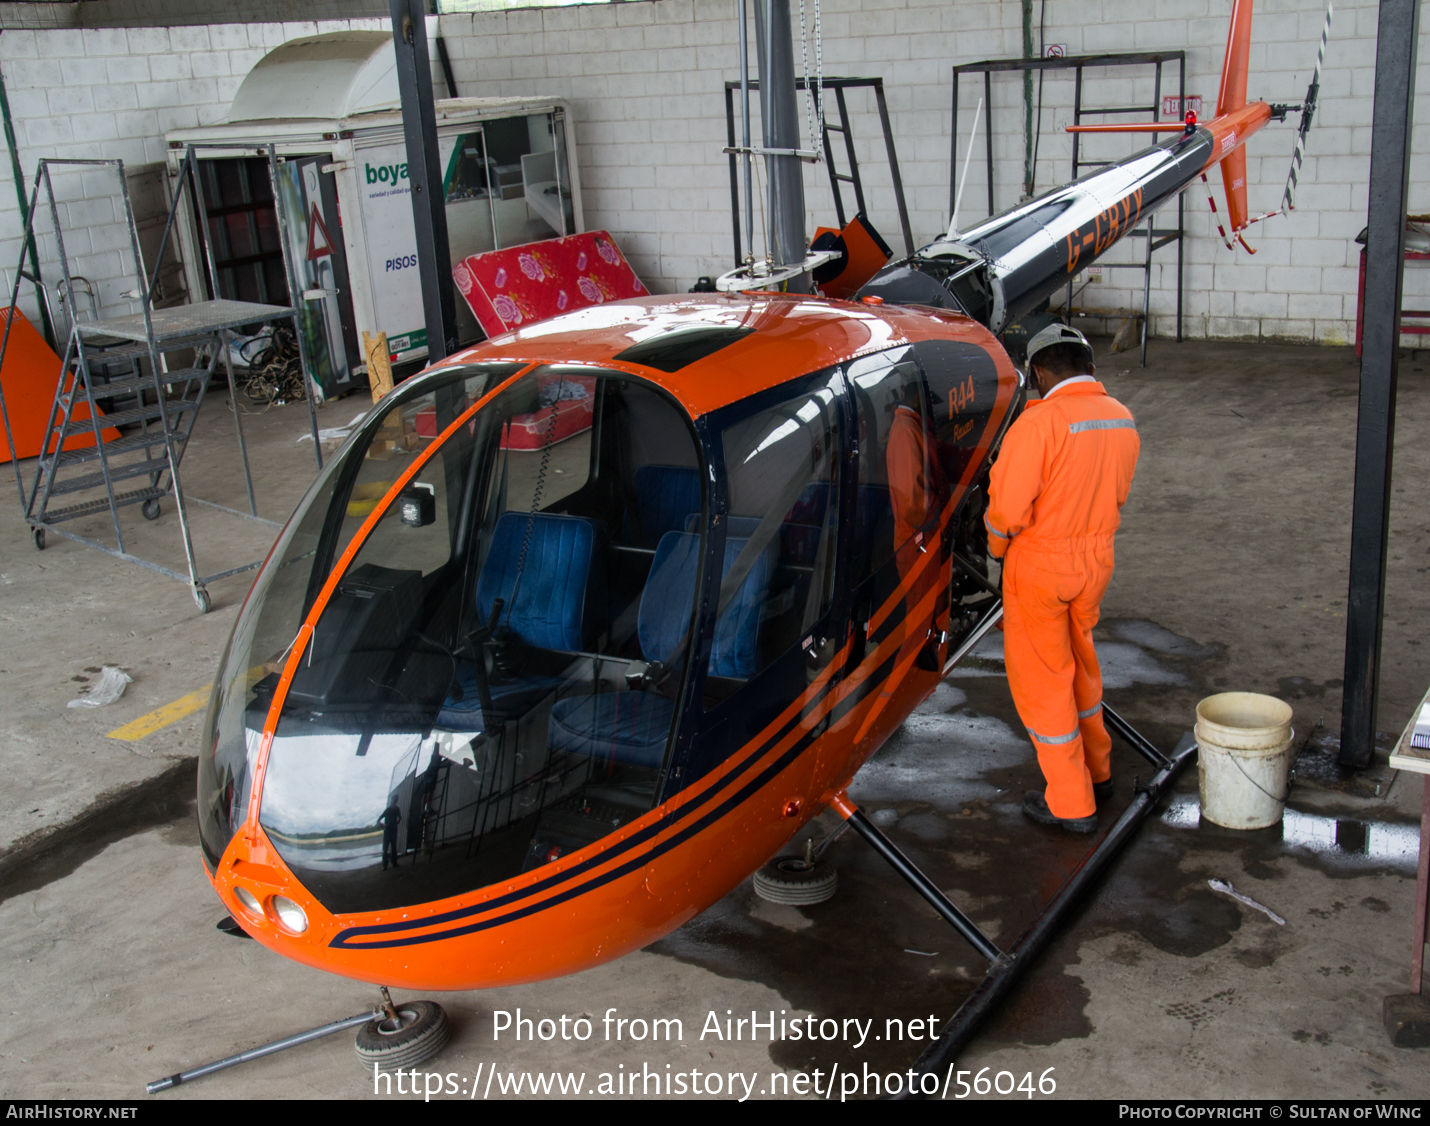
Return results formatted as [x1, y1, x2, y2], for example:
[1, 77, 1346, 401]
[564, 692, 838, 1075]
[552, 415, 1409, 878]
[192, 586, 211, 614]
[753, 853, 838, 906]
[354, 1000, 450, 1072]
[142, 498, 162, 520]
[31, 526, 44, 551]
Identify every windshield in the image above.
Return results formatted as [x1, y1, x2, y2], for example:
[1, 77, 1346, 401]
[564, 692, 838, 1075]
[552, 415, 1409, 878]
[235, 367, 705, 914]
[197, 363, 512, 872]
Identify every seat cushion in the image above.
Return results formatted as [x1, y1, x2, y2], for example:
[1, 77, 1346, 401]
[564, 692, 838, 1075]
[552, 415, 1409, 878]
[434, 661, 562, 730]
[475, 512, 601, 651]
[547, 692, 676, 769]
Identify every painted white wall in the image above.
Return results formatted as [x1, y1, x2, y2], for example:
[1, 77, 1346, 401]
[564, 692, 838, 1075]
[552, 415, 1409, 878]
[436, 0, 1430, 345]
[0, 17, 389, 332]
[1, 0, 1427, 345]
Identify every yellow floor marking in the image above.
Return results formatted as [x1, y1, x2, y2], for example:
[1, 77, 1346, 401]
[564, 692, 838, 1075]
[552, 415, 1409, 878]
[106, 683, 213, 741]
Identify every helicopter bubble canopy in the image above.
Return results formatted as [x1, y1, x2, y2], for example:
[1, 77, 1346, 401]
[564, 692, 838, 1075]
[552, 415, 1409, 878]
[200, 360, 734, 914]
[201, 354, 846, 927]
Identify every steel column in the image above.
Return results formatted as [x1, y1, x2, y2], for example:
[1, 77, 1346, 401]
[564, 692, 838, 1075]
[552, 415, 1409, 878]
[725, 84, 743, 266]
[1340, 0, 1419, 768]
[738, 0, 754, 263]
[390, 0, 459, 364]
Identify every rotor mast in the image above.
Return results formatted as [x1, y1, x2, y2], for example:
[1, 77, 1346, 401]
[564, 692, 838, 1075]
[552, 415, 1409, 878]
[754, 0, 808, 289]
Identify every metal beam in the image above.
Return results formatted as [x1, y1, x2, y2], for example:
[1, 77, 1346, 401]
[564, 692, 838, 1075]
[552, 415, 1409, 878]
[389, 0, 458, 364]
[1340, 0, 1420, 768]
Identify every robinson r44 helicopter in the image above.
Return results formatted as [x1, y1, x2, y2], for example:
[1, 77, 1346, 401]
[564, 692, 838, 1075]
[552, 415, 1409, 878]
[160, 0, 1330, 1090]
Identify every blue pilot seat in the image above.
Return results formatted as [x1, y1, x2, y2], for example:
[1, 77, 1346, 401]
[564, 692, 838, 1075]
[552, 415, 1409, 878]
[435, 511, 602, 730]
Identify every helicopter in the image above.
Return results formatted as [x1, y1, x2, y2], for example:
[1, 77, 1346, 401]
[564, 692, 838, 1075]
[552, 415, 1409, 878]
[197, 292, 1020, 990]
[177, 0, 1328, 1084]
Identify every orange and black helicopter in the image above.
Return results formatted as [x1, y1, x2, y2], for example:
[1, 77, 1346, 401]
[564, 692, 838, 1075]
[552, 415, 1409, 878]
[153, 0, 1329, 1091]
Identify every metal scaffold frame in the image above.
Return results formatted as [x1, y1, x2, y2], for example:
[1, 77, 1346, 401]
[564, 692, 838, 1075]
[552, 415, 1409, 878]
[722, 75, 915, 268]
[0, 143, 323, 613]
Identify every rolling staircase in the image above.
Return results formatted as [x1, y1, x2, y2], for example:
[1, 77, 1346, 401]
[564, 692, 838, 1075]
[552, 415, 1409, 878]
[0, 149, 322, 612]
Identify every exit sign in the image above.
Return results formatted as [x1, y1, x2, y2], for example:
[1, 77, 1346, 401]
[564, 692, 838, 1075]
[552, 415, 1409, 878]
[1163, 94, 1203, 118]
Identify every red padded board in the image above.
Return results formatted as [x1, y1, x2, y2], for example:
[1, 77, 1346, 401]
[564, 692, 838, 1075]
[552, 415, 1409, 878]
[0, 308, 116, 463]
[452, 231, 649, 337]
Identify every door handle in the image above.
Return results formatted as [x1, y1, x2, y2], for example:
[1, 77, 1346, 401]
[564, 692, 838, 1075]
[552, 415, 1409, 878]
[847, 597, 872, 669]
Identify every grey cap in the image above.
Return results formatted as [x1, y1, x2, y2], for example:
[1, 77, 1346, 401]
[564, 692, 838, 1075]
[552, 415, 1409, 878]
[1026, 322, 1093, 367]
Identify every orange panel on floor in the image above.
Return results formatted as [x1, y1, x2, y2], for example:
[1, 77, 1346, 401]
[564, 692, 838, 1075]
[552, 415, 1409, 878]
[0, 309, 117, 464]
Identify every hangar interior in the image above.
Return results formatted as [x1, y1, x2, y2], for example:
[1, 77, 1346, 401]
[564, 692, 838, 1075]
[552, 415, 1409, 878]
[0, 0, 1428, 1103]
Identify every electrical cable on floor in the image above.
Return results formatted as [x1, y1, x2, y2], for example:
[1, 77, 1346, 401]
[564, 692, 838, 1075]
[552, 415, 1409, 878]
[224, 325, 308, 414]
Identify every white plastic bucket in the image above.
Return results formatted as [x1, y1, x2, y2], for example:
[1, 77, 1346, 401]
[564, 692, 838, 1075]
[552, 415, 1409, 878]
[1195, 692, 1295, 830]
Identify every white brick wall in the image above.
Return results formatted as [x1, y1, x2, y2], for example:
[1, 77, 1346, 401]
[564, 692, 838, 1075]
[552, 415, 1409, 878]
[1, 0, 1428, 346]
[0, 17, 387, 330]
[434, 0, 1430, 345]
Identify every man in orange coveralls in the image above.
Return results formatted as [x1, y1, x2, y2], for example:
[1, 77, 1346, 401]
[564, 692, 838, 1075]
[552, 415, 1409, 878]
[985, 324, 1140, 833]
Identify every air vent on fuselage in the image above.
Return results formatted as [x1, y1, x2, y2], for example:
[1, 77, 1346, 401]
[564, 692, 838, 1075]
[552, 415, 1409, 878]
[613, 325, 755, 372]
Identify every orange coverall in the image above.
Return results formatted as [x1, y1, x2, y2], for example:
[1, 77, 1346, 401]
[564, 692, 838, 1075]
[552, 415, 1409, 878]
[985, 378, 1140, 819]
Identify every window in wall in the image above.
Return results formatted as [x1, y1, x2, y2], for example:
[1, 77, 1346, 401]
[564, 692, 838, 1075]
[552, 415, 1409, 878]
[437, 0, 616, 11]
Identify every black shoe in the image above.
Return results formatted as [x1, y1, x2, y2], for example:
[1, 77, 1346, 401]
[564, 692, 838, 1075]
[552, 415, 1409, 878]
[1092, 778, 1114, 802]
[1022, 791, 1098, 834]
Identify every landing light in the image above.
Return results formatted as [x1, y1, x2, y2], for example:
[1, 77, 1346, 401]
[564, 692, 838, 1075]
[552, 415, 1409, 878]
[270, 895, 309, 934]
[233, 886, 262, 918]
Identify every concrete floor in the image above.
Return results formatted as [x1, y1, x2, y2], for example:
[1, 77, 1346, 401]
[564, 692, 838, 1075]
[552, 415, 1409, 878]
[1, 337, 1428, 1100]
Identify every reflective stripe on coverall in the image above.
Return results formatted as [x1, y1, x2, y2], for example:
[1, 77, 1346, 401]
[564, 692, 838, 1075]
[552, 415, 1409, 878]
[986, 378, 1140, 819]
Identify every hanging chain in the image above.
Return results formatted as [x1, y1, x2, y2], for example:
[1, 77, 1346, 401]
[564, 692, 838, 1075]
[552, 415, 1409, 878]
[797, 0, 825, 167]
[799, 0, 816, 155]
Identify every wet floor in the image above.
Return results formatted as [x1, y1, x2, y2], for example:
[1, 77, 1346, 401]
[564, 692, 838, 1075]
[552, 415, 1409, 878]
[646, 617, 1427, 1086]
[2, 615, 1424, 1098]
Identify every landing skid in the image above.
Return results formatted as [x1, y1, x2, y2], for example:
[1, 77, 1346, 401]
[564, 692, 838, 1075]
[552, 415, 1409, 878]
[146, 987, 449, 1093]
[832, 596, 1197, 1096]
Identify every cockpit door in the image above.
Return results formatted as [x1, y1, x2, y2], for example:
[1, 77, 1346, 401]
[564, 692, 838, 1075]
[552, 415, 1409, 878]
[840, 346, 949, 757]
[674, 365, 849, 790]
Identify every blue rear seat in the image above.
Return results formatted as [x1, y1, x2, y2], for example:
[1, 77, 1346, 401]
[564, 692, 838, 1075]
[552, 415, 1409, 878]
[626, 464, 702, 548]
[547, 527, 773, 768]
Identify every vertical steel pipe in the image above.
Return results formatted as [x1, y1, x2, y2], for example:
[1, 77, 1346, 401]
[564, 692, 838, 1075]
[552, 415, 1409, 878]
[390, 0, 459, 364]
[738, 0, 754, 263]
[1340, 0, 1420, 768]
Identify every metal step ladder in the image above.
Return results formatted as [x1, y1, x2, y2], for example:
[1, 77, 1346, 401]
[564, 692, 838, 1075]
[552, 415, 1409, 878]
[0, 150, 322, 613]
[721, 75, 915, 265]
